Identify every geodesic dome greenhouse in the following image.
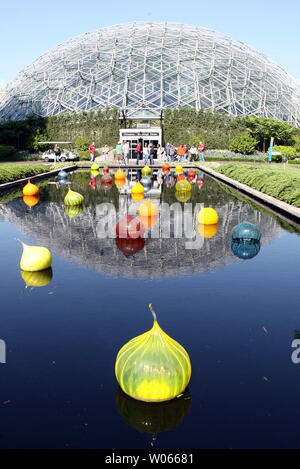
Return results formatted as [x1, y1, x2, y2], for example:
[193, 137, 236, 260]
[0, 22, 299, 125]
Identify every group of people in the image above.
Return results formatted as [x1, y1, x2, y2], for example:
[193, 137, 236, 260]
[165, 142, 205, 162]
[88, 140, 206, 164]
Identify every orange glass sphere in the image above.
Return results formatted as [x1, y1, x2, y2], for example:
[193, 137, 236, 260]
[23, 181, 39, 196]
[138, 214, 158, 229]
[138, 200, 158, 217]
[23, 195, 39, 207]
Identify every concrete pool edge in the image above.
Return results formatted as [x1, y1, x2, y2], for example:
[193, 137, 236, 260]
[198, 165, 300, 223]
[0, 165, 77, 192]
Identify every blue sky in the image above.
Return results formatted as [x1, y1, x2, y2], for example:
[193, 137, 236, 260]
[0, 0, 299, 86]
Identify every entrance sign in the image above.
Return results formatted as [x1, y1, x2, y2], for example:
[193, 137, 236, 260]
[120, 128, 162, 159]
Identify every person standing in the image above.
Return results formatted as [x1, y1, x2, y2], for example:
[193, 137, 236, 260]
[115, 141, 123, 164]
[157, 144, 164, 164]
[165, 142, 171, 163]
[122, 140, 130, 166]
[198, 141, 205, 162]
[54, 144, 61, 163]
[135, 141, 142, 165]
[169, 143, 175, 162]
[89, 141, 96, 162]
[177, 144, 186, 163]
[102, 144, 109, 162]
[184, 144, 189, 161]
[143, 143, 149, 165]
[149, 142, 155, 165]
[189, 144, 197, 162]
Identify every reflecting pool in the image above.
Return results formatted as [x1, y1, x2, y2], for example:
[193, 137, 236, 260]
[0, 169, 299, 449]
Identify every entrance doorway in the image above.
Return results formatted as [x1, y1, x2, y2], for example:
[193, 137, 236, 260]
[119, 128, 162, 159]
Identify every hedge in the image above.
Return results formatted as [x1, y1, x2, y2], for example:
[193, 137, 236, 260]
[215, 163, 300, 207]
[0, 164, 49, 184]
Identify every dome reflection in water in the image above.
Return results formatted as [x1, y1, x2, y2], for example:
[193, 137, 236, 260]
[115, 387, 190, 445]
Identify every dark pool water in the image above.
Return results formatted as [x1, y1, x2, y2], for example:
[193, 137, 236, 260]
[0, 169, 300, 449]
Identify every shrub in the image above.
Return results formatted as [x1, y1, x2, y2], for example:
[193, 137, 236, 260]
[229, 134, 257, 155]
[215, 164, 300, 207]
[0, 145, 16, 160]
[272, 145, 297, 160]
[78, 150, 101, 160]
[0, 164, 48, 184]
[75, 136, 92, 151]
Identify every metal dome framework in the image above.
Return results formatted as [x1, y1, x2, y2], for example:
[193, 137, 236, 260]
[0, 22, 299, 125]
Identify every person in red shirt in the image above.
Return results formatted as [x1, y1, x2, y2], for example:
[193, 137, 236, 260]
[89, 141, 96, 162]
[198, 141, 205, 162]
[135, 142, 142, 165]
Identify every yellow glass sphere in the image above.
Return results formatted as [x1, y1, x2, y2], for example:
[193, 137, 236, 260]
[198, 223, 218, 238]
[198, 207, 219, 225]
[175, 165, 183, 175]
[131, 182, 145, 194]
[91, 163, 99, 171]
[132, 193, 144, 203]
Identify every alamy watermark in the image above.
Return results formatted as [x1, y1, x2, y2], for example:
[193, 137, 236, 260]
[0, 339, 6, 364]
[95, 201, 206, 250]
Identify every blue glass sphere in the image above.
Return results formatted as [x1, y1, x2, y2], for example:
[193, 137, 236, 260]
[57, 170, 68, 179]
[232, 221, 261, 241]
[231, 239, 261, 260]
[58, 178, 67, 186]
[140, 176, 152, 192]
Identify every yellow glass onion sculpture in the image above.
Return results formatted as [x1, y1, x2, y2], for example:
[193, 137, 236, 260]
[198, 207, 219, 225]
[64, 189, 84, 206]
[21, 268, 53, 288]
[138, 200, 158, 217]
[141, 166, 152, 178]
[115, 169, 126, 180]
[18, 240, 52, 272]
[65, 204, 84, 219]
[175, 165, 183, 175]
[131, 182, 144, 195]
[132, 192, 144, 203]
[175, 179, 191, 192]
[91, 163, 99, 171]
[23, 181, 39, 196]
[175, 191, 191, 203]
[115, 304, 191, 403]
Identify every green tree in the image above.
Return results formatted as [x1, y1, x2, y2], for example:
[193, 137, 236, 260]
[243, 116, 295, 151]
[229, 134, 257, 155]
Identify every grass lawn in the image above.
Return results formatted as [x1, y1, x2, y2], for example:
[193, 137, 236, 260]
[213, 163, 300, 207]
